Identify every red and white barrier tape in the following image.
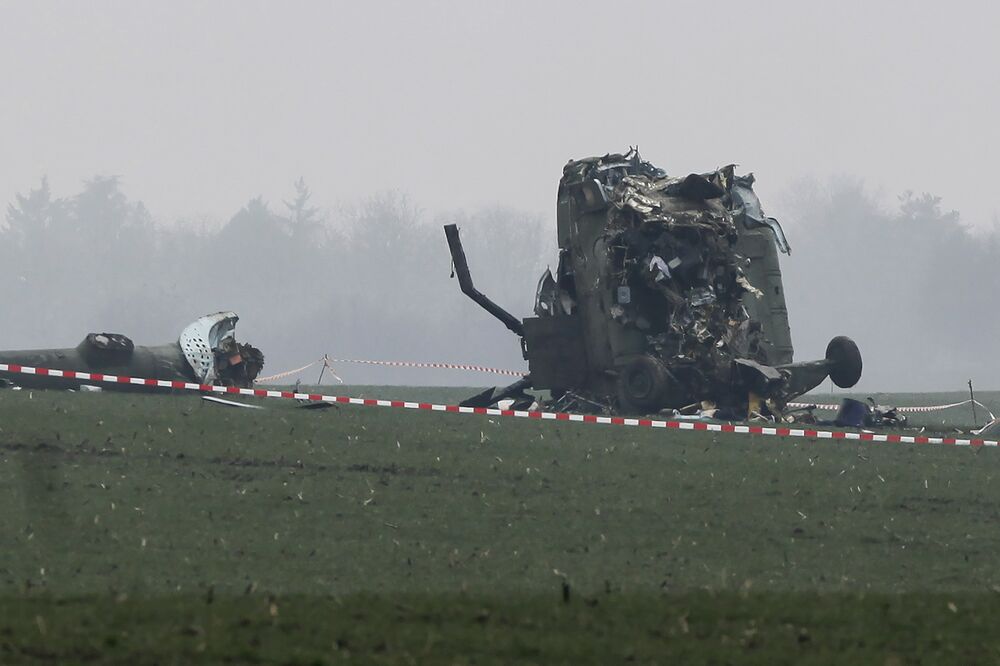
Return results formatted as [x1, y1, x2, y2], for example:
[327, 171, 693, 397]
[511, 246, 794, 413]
[255, 360, 322, 383]
[258, 358, 996, 421]
[254, 355, 343, 384]
[256, 357, 524, 383]
[788, 399, 996, 421]
[1, 362, 996, 449]
[329, 358, 523, 376]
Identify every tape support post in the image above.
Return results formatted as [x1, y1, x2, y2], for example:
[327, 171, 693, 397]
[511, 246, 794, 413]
[0, 362, 996, 449]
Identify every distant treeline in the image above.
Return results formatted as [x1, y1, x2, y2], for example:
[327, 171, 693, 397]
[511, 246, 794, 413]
[0, 177, 548, 386]
[1, 176, 995, 390]
[778, 178, 999, 391]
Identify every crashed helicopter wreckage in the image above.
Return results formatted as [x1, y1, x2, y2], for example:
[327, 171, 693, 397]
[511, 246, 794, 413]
[0, 312, 264, 392]
[445, 149, 862, 417]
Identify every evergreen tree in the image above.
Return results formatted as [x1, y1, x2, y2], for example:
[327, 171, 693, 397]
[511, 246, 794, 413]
[283, 177, 322, 240]
[4, 177, 63, 250]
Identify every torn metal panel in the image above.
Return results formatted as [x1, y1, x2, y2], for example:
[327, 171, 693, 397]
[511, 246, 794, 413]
[533, 269, 559, 317]
[731, 179, 791, 255]
[0, 312, 264, 392]
[444, 148, 863, 416]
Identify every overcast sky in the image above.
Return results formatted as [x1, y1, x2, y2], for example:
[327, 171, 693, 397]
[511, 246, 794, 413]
[1, 0, 997, 230]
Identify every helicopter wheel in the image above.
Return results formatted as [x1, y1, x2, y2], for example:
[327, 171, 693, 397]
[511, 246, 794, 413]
[826, 336, 863, 388]
[617, 356, 672, 414]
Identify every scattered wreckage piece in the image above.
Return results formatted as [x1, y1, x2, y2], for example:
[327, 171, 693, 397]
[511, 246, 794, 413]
[299, 400, 335, 410]
[865, 398, 908, 428]
[0, 312, 264, 393]
[832, 398, 895, 428]
[289, 379, 338, 409]
[445, 148, 863, 416]
[202, 395, 264, 409]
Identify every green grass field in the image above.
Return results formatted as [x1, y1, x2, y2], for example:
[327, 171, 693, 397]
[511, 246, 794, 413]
[1, 386, 999, 663]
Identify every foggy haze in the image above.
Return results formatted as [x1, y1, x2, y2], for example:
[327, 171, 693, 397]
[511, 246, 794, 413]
[1, 0, 997, 393]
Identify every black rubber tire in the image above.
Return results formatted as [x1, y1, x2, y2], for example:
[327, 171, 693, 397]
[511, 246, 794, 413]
[826, 336, 863, 388]
[617, 356, 671, 413]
